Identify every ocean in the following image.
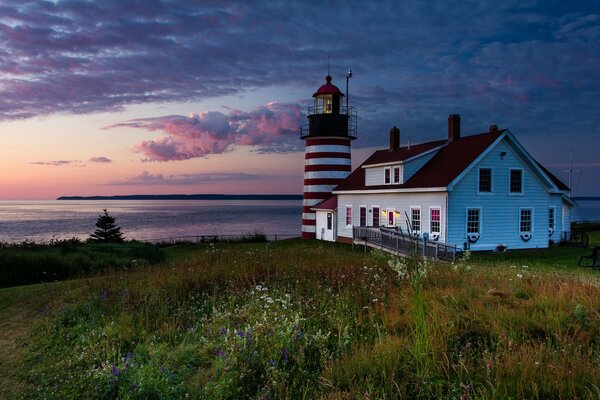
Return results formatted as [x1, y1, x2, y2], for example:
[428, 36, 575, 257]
[0, 200, 302, 242]
[0, 198, 597, 243]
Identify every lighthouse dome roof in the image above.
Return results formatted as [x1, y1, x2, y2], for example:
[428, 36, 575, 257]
[313, 75, 344, 98]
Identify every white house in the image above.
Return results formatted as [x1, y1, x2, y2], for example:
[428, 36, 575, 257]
[312, 114, 574, 251]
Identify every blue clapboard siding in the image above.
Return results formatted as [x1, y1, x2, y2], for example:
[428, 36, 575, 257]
[403, 150, 439, 182]
[447, 137, 555, 250]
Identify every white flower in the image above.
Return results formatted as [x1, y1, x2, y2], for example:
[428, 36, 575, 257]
[517, 273, 523, 278]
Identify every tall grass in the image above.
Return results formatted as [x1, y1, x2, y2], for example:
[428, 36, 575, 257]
[2, 240, 599, 399]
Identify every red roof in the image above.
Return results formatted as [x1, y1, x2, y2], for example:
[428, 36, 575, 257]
[313, 75, 344, 97]
[334, 131, 505, 191]
[310, 195, 338, 210]
[536, 161, 570, 191]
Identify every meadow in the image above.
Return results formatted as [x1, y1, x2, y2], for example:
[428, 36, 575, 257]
[0, 238, 599, 399]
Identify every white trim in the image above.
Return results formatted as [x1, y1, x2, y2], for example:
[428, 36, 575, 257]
[429, 206, 442, 236]
[477, 166, 493, 194]
[303, 199, 324, 206]
[410, 206, 421, 234]
[384, 167, 391, 184]
[359, 205, 367, 227]
[371, 205, 381, 227]
[345, 205, 353, 227]
[305, 157, 352, 166]
[466, 207, 482, 236]
[519, 207, 534, 234]
[301, 213, 316, 220]
[509, 168, 524, 195]
[393, 166, 402, 184]
[333, 187, 447, 194]
[549, 206, 556, 235]
[301, 225, 316, 233]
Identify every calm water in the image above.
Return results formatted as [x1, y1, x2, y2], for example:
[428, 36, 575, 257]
[572, 199, 600, 223]
[0, 200, 302, 242]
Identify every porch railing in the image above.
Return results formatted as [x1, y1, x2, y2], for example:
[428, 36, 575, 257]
[352, 226, 460, 262]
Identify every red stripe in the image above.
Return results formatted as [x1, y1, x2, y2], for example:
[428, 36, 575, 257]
[304, 178, 344, 185]
[302, 232, 316, 239]
[305, 139, 351, 146]
[305, 152, 351, 159]
[302, 219, 316, 226]
[302, 206, 317, 213]
[303, 192, 332, 200]
[304, 164, 351, 172]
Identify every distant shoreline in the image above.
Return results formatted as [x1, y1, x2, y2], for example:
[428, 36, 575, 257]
[57, 194, 303, 201]
[572, 196, 600, 201]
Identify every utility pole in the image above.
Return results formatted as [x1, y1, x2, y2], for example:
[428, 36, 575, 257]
[563, 150, 581, 197]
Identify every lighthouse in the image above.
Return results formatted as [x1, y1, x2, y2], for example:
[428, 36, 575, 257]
[300, 74, 357, 239]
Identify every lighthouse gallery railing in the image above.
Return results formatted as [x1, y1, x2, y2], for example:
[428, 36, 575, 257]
[352, 226, 460, 262]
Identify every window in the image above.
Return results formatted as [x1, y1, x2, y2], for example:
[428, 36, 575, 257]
[384, 168, 391, 184]
[520, 208, 532, 233]
[393, 166, 401, 184]
[327, 213, 332, 230]
[372, 207, 380, 227]
[467, 209, 480, 234]
[479, 168, 492, 192]
[345, 206, 352, 226]
[359, 206, 367, 227]
[549, 207, 555, 231]
[510, 169, 523, 193]
[430, 208, 441, 234]
[411, 207, 421, 233]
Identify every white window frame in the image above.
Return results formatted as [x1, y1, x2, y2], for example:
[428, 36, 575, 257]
[393, 166, 401, 184]
[384, 167, 391, 184]
[429, 207, 441, 237]
[345, 205, 352, 227]
[549, 207, 555, 234]
[371, 205, 380, 227]
[519, 207, 533, 234]
[509, 168, 524, 195]
[478, 167, 492, 194]
[410, 206, 421, 234]
[359, 205, 367, 227]
[466, 207, 481, 235]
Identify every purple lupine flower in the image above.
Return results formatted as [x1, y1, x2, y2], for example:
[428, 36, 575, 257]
[281, 347, 289, 364]
[219, 327, 227, 335]
[216, 349, 227, 358]
[100, 290, 109, 300]
[268, 359, 275, 367]
[237, 329, 245, 337]
[110, 365, 120, 376]
[294, 324, 303, 340]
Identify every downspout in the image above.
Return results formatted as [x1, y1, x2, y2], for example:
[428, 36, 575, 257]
[445, 191, 449, 243]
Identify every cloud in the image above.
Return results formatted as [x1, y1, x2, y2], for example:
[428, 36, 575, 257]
[30, 160, 85, 166]
[89, 156, 112, 163]
[107, 170, 268, 185]
[106, 102, 304, 161]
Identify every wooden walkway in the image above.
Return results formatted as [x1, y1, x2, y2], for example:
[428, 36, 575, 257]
[353, 227, 460, 262]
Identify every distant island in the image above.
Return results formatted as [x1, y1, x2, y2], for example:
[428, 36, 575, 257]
[57, 194, 303, 201]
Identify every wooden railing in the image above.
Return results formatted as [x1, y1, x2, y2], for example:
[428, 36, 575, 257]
[352, 226, 460, 262]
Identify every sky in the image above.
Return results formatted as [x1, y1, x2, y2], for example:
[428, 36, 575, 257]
[0, 0, 599, 200]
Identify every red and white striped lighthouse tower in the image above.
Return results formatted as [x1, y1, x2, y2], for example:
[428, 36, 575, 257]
[300, 74, 357, 238]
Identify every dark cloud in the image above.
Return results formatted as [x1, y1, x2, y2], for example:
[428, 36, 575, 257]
[107, 170, 269, 185]
[89, 156, 112, 163]
[30, 160, 85, 166]
[105, 102, 303, 161]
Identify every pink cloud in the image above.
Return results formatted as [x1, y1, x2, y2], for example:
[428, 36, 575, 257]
[106, 102, 304, 161]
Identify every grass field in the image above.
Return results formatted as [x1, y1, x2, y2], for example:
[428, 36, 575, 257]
[1, 238, 599, 399]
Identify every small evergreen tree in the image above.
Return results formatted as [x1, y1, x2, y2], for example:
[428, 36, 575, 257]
[89, 209, 124, 243]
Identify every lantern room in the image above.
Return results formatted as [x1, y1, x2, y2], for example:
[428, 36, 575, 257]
[300, 75, 357, 140]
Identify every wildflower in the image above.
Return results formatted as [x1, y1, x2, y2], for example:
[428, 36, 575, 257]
[517, 273, 523, 278]
[281, 347, 289, 364]
[268, 359, 275, 367]
[486, 360, 492, 369]
[219, 327, 227, 335]
[110, 365, 120, 376]
[522, 265, 529, 268]
[216, 349, 227, 358]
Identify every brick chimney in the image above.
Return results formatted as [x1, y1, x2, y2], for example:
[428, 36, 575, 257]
[389, 126, 400, 150]
[448, 114, 460, 142]
[489, 124, 498, 133]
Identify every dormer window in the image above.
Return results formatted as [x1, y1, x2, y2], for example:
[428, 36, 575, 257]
[384, 167, 391, 184]
[393, 166, 401, 184]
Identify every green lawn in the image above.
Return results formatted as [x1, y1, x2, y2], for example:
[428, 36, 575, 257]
[0, 239, 599, 399]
